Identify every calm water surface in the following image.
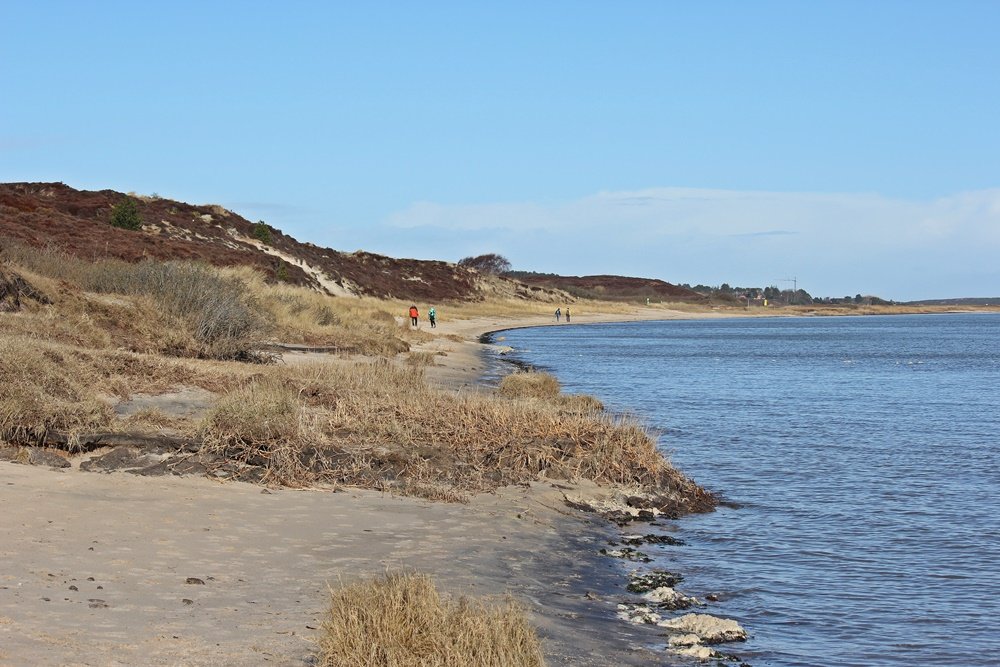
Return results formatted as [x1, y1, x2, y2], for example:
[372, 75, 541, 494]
[501, 314, 1000, 667]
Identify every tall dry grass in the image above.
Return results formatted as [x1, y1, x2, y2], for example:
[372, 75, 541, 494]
[499, 372, 604, 414]
[198, 361, 697, 500]
[0, 333, 254, 445]
[0, 337, 113, 443]
[2, 244, 269, 360]
[199, 377, 323, 485]
[318, 572, 545, 667]
[244, 278, 411, 356]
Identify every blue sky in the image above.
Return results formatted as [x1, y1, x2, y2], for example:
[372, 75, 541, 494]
[2, 1, 998, 300]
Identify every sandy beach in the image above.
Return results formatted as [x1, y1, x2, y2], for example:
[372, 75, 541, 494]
[0, 307, 714, 666]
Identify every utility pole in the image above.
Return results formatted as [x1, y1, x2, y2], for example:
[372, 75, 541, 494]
[774, 277, 798, 304]
[775, 277, 797, 292]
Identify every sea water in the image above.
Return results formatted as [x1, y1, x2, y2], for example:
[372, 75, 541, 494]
[500, 314, 1000, 667]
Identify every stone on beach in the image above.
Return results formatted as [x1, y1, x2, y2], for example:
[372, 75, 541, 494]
[642, 586, 697, 609]
[599, 546, 652, 562]
[627, 570, 683, 593]
[667, 633, 703, 647]
[616, 603, 661, 625]
[671, 643, 717, 660]
[658, 612, 747, 644]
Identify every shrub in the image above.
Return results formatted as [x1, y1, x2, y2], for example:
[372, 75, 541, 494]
[109, 198, 142, 230]
[1, 246, 271, 361]
[252, 220, 272, 245]
[318, 572, 544, 667]
[83, 261, 270, 360]
[458, 253, 511, 275]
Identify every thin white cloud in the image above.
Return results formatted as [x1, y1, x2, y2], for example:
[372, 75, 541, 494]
[375, 187, 1000, 301]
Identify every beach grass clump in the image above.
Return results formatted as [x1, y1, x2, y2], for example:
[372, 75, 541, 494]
[406, 351, 439, 367]
[0, 337, 113, 443]
[199, 377, 321, 485]
[318, 572, 545, 667]
[554, 393, 604, 413]
[498, 371, 561, 400]
[498, 371, 604, 414]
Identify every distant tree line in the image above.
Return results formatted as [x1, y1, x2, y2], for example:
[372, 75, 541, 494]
[679, 283, 890, 306]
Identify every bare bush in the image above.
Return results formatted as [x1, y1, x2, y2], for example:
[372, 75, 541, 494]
[0, 243, 269, 360]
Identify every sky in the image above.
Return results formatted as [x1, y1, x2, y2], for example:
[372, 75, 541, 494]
[2, 1, 999, 301]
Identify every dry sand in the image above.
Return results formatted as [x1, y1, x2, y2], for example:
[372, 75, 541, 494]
[0, 307, 718, 666]
[0, 466, 667, 666]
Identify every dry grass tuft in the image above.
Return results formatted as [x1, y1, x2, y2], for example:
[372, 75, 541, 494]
[555, 394, 605, 414]
[318, 572, 545, 667]
[199, 378, 321, 485]
[498, 372, 561, 400]
[0, 337, 114, 443]
[498, 372, 603, 414]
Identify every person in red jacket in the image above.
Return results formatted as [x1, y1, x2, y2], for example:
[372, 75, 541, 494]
[409, 305, 419, 327]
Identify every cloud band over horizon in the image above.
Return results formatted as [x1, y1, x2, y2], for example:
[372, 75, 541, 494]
[371, 187, 1000, 302]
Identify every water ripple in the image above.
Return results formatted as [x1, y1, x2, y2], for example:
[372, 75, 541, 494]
[504, 314, 1000, 667]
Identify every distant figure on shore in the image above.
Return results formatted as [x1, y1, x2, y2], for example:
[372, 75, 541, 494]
[555, 308, 561, 322]
[428, 307, 436, 328]
[565, 308, 571, 323]
[409, 305, 419, 327]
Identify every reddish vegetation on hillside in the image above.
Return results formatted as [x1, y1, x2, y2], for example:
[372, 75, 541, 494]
[1, 182, 698, 303]
[508, 272, 705, 302]
[0, 182, 483, 301]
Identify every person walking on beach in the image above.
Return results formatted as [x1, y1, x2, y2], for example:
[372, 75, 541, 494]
[555, 307, 561, 322]
[409, 305, 419, 327]
[565, 308, 571, 323]
[428, 307, 436, 328]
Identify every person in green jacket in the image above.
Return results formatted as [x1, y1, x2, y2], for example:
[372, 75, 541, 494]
[428, 307, 437, 328]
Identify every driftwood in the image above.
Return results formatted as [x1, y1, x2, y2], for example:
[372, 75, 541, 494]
[37, 431, 202, 454]
[263, 342, 341, 354]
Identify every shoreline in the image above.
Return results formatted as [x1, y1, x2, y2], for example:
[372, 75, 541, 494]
[9, 305, 963, 664]
[1, 308, 707, 666]
[415, 307, 760, 663]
